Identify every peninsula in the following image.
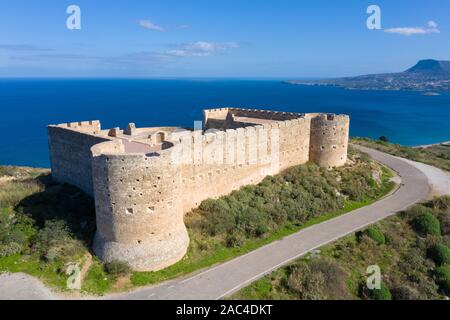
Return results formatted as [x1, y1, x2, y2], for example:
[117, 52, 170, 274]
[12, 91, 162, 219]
[288, 59, 450, 92]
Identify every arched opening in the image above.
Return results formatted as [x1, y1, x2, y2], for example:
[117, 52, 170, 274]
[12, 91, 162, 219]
[150, 132, 166, 145]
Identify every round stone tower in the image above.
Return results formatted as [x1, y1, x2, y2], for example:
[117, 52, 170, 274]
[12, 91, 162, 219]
[309, 114, 350, 168]
[91, 140, 188, 271]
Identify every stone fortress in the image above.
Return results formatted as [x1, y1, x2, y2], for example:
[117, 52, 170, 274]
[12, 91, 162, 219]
[47, 108, 350, 271]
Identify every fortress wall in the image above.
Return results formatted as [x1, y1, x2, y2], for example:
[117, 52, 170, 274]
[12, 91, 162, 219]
[277, 118, 311, 171]
[203, 108, 304, 130]
[173, 120, 308, 212]
[309, 114, 350, 168]
[228, 108, 302, 121]
[91, 141, 188, 271]
[47, 109, 350, 272]
[47, 123, 110, 196]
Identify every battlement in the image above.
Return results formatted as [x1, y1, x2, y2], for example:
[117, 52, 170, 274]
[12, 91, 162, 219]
[47, 107, 350, 271]
[51, 120, 102, 132]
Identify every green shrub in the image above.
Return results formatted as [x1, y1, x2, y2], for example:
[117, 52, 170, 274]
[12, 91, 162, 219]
[412, 213, 441, 236]
[287, 263, 326, 300]
[363, 282, 392, 300]
[340, 170, 372, 201]
[199, 198, 236, 236]
[435, 265, 450, 295]
[33, 220, 84, 262]
[0, 242, 22, 257]
[287, 258, 349, 300]
[104, 260, 131, 278]
[441, 210, 450, 236]
[404, 205, 430, 220]
[391, 285, 420, 300]
[225, 233, 245, 248]
[195, 161, 372, 243]
[6, 229, 27, 245]
[429, 244, 450, 266]
[429, 196, 450, 211]
[360, 227, 385, 245]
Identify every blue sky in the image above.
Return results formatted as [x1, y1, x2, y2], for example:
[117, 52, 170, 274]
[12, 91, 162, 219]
[0, 0, 449, 78]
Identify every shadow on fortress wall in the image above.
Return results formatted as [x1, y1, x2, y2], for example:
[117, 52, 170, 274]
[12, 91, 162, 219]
[15, 174, 97, 247]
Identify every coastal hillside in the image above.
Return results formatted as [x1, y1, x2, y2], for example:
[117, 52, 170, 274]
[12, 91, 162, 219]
[352, 138, 450, 172]
[232, 196, 450, 300]
[0, 148, 395, 295]
[288, 59, 450, 92]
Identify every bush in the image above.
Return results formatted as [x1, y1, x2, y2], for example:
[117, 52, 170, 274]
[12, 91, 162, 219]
[429, 244, 450, 266]
[391, 285, 420, 300]
[199, 199, 236, 236]
[412, 213, 441, 236]
[287, 263, 326, 300]
[429, 196, 450, 211]
[441, 212, 450, 235]
[404, 205, 430, 220]
[104, 260, 131, 278]
[363, 282, 392, 300]
[435, 265, 450, 295]
[33, 220, 83, 262]
[225, 233, 245, 248]
[360, 227, 385, 245]
[379, 136, 389, 143]
[287, 258, 349, 300]
[0, 242, 22, 257]
[195, 161, 372, 242]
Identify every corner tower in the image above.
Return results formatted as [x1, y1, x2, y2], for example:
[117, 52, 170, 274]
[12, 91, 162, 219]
[91, 140, 188, 271]
[309, 114, 350, 168]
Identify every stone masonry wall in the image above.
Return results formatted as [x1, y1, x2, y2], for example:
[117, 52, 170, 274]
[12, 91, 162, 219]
[47, 108, 350, 271]
[309, 114, 350, 168]
[47, 121, 110, 196]
[91, 140, 188, 271]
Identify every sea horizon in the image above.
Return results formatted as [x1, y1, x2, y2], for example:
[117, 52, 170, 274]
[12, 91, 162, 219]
[1, 78, 450, 168]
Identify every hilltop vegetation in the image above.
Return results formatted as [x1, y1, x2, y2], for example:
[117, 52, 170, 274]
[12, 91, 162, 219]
[232, 196, 450, 300]
[0, 166, 97, 289]
[0, 147, 396, 295]
[353, 137, 450, 172]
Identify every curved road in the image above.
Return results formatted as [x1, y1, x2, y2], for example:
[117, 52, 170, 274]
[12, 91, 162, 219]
[107, 146, 430, 300]
[0, 146, 439, 300]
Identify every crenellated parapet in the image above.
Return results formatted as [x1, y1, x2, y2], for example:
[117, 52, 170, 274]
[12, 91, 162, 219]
[47, 107, 350, 271]
[54, 120, 102, 133]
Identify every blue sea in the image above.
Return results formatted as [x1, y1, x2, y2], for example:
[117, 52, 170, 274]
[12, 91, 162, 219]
[1, 79, 450, 168]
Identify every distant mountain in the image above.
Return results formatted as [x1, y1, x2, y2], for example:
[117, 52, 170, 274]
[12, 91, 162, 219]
[288, 59, 450, 92]
[407, 59, 450, 75]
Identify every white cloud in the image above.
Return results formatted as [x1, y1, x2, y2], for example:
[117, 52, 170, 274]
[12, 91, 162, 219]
[384, 20, 440, 36]
[166, 41, 239, 57]
[138, 20, 164, 31]
[428, 20, 438, 28]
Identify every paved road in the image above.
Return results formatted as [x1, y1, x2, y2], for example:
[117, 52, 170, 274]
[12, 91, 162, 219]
[107, 145, 430, 300]
[0, 146, 436, 300]
[0, 273, 55, 300]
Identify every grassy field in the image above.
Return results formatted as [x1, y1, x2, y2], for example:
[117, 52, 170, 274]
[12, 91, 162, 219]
[232, 196, 450, 300]
[0, 147, 396, 295]
[353, 137, 450, 172]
